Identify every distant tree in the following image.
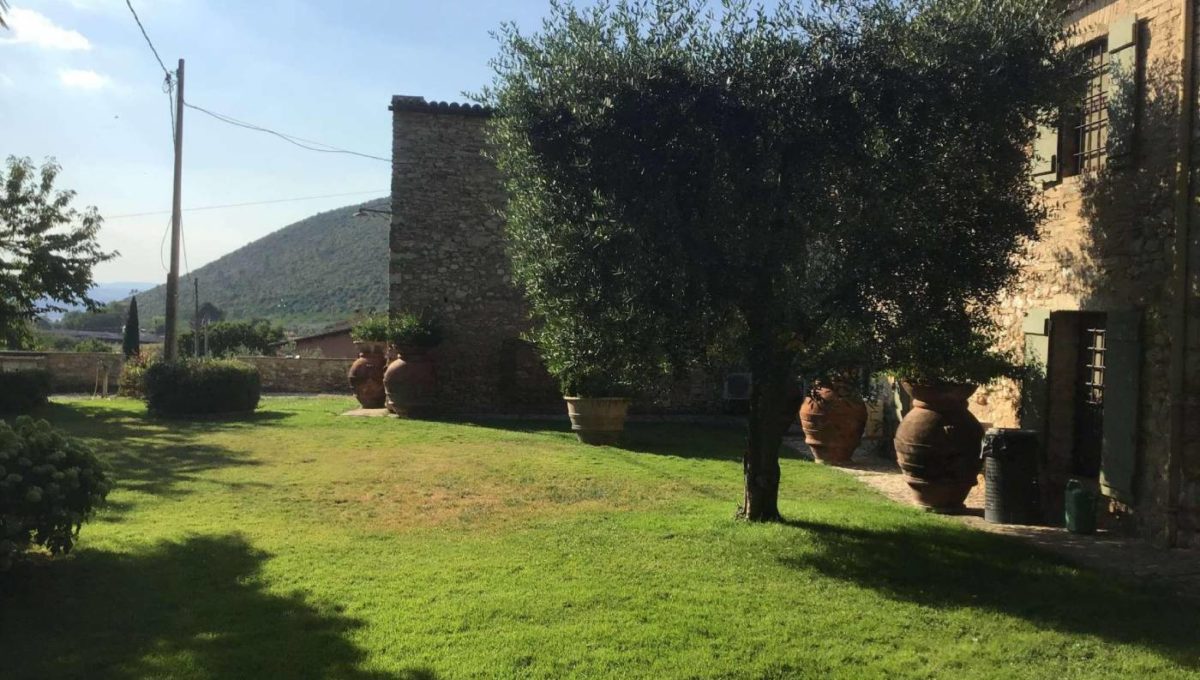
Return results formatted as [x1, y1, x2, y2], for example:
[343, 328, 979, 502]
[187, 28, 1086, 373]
[59, 302, 127, 333]
[123, 296, 141, 358]
[73, 338, 115, 353]
[0, 157, 115, 348]
[196, 302, 225, 328]
[179, 320, 284, 358]
[486, 0, 1081, 520]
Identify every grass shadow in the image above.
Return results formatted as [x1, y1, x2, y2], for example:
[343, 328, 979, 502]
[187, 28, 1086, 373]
[19, 402, 271, 507]
[779, 518, 1200, 668]
[445, 417, 801, 463]
[0, 534, 432, 680]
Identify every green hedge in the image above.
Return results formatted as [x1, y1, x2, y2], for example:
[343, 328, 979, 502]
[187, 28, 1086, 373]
[144, 360, 261, 416]
[0, 417, 111, 570]
[0, 370, 52, 413]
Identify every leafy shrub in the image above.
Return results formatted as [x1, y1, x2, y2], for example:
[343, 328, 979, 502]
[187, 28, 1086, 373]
[350, 313, 391, 343]
[179, 320, 285, 358]
[72, 338, 115, 353]
[389, 312, 442, 349]
[0, 370, 52, 413]
[144, 359, 261, 416]
[0, 416, 111, 570]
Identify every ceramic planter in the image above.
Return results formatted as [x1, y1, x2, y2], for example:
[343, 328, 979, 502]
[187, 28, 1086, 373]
[347, 341, 388, 409]
[893, 382, 984, 512]
[564, 397, 631, 445]
[799, 385, 868, 465]
[384, 346, 437, 418]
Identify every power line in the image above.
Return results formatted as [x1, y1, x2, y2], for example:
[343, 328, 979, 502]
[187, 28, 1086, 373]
[183, 102, 391, 163]
[107, 189, 391, 219]
[125, 0, 171, 81]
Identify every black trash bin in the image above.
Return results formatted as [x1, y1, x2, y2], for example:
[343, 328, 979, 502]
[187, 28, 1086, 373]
[981, 428, 1041, 525]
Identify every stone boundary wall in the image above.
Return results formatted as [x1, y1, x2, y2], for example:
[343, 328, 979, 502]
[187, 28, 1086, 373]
[0, 352, 125, 393]
[235, 356, 353, 394]
[0, 352, 353, 396]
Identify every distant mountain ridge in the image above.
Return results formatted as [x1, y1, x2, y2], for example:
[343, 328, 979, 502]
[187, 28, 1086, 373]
[38, 281, 156, 321]
[129, 198, 390, 333]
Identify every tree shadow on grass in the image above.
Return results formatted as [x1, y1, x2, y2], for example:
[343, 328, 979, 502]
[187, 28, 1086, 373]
[25, 402, 271, 508]
[779, 518, 1200, 669]
[0, 534, 433, 680]
[447, 417, 797, 463]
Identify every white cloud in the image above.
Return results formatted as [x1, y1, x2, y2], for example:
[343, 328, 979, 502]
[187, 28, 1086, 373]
[0, 74, 13, 87]
[1, 8, 91, 50]
[58, 68, 109, 90]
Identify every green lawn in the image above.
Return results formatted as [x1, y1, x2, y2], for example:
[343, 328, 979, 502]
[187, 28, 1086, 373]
[2, 397, 1196, 679]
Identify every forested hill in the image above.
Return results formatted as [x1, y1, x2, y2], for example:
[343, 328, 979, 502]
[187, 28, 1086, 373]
[129, 198, 390, 333]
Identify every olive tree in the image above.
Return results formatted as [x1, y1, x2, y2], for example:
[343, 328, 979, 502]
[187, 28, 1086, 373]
[1, 157, 114, 349]
[485, 0, 1081, 520]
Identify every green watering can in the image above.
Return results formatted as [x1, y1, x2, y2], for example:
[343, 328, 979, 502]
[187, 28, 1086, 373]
[1064, 479, 1097, 535]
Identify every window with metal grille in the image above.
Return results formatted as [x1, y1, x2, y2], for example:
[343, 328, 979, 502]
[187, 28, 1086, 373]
[1061, 39, 1108, 177]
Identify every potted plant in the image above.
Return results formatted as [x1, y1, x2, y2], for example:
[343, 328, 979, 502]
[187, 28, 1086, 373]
[348, 314, 391, 408]
[561, 370, 633, 446]
[888, 330, 1020, 512]
[383, 312, 443, 418]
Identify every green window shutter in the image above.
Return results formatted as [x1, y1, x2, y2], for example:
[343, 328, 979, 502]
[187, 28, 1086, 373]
[1100, 309, 1141, 503]
[1020, 308, 1052, 431]
[1106, 15, 1139, 163]
[1031, 122, 1059, 182]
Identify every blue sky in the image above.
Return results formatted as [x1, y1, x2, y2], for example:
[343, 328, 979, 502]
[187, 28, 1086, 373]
[1, 0, 567, 284]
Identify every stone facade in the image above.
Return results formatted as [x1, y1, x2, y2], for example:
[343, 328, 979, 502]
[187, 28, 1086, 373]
[389, 96, 562, 413]
[969, 0, 1200, 546]
[387, 96, 738, 415]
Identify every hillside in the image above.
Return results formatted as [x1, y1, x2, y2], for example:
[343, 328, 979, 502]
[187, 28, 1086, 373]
[130, 199, 390, 333]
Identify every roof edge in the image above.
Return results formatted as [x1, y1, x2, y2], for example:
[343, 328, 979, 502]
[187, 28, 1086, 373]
[389, 95, 492, 117]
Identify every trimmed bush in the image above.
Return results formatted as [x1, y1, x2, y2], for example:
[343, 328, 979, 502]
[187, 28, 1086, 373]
[0, 369, 52, 413]
[144, 359, 261, 416]
[0, 416, 111, 570]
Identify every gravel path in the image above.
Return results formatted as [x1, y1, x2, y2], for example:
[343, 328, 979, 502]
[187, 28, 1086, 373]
[784, 434, 1200, 598]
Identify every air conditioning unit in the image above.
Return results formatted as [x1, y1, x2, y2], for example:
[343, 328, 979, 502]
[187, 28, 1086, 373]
[722, 372, 752, 400]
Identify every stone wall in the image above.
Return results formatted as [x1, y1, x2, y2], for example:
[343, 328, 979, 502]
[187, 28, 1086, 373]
[0, 352, 125, 393]
[969, 0, 1190, 544]
[0, 352, 353, 396]
[235, 356, 354, 394]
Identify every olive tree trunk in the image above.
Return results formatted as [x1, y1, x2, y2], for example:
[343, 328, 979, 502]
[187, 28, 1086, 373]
[739, 349, 798, 522]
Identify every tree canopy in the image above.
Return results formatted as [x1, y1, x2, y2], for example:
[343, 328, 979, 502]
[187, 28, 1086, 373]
[0, 157, 114, 349]
[485, 0, 1084, 520]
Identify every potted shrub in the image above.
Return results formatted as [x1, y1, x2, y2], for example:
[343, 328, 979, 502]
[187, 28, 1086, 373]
[798, 376, 868, 465]
[888, 331, 1020, 512]
[560, 370, 634, 446]
[348, 314, 391, 409]
[383, 312, 443, 418]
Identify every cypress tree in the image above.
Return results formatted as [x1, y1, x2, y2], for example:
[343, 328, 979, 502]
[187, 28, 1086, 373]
[122, 296, 140, 358]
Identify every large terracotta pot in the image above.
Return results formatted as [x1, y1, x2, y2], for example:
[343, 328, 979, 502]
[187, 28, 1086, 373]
[384, 346, 437, 418]
[347, 341, 387, 409]
[800, 386, 868, 465]
[564, 397, 631, 445]
[893, 382, 984, 512]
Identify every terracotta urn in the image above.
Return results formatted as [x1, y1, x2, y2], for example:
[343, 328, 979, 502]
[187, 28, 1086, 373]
[384, 346, 437, 418]
[564, 397, 631, 445]
[347, 341, 388, 409]
[799, 385, 868, 465]
[893, 382, 985, 512]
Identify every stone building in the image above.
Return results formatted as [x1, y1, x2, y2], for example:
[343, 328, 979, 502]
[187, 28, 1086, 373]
[388, 96, 562, 413]
[388, 96, 730, 415]
[970, 0, 1200, 547]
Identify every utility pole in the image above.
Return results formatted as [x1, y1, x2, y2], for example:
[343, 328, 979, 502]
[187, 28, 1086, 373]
[163, 58, 185, 361]
[193, 277, 200, 357]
